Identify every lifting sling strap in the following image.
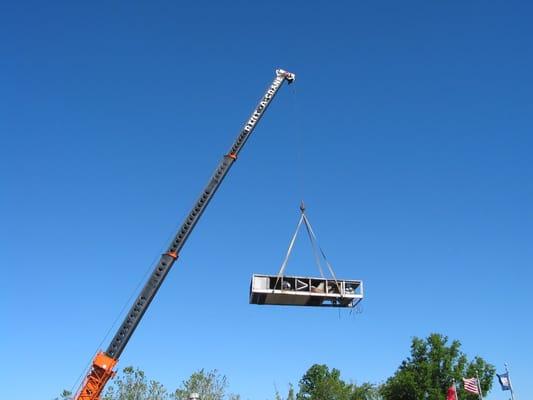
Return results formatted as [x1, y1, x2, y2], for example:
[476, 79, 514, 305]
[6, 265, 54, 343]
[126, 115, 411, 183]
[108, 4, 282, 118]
[274, 202, 342, 294]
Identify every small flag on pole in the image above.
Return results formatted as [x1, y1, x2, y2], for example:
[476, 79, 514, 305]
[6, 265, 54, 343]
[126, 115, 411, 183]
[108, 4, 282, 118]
[463, 377, 480, 394]
[447, 383, 458, 400]
[497, 372, 512, 391]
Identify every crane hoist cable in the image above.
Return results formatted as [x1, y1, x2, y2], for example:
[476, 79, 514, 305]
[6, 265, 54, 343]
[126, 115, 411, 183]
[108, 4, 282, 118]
[289, 83, 306, 202]
[283, 84, 337, 284]
[249, 78, 364, 309]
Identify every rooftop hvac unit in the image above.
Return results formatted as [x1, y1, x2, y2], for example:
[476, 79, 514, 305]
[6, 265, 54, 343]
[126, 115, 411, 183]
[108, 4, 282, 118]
[249, 203, 364, 308]
[249, 274, 363, 307]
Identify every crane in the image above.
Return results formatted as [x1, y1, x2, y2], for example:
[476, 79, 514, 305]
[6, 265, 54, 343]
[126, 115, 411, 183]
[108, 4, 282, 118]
[74, 69, 295, 400]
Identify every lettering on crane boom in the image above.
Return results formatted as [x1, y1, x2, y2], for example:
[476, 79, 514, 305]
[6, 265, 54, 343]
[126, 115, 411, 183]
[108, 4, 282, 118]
[243, 75, 284, 134]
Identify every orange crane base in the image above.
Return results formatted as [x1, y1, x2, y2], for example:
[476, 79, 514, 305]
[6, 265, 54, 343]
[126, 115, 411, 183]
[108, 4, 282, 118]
[75, 352, 117, 400]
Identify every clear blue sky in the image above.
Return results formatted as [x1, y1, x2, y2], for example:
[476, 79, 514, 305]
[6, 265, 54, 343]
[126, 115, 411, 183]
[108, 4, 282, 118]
[1, 1, 531, 399]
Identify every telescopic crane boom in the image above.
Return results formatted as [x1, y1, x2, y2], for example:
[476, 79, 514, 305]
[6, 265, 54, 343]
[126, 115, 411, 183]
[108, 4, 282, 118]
[74, 69, 295, 400]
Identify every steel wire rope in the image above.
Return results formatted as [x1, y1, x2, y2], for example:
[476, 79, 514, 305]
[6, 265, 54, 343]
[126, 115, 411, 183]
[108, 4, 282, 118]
[279, 86, 335, 284]
[274, 213, 305, 289]
[270, 83, 303, 290]
[302, 213, 342, 293]
[301, 211, 326, 280]
[283, 79, 315, 278]
[277, 77, 356, 309]
[289, 82, 344, 297]
[289, 82, 306, 209]
[274, 206, 343, 289]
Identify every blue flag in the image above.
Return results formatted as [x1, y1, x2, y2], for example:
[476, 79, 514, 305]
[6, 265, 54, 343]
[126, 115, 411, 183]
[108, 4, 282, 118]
[497, 372, 511, 391]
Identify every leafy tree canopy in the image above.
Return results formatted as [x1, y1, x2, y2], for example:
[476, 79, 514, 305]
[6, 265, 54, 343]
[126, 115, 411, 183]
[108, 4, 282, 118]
[297, 364, 352, 400]
[56, 333, 493, 400]
[296, 364, 379, 400]
[351, 382, 381, 400]
[103, 366, 168, 400]
[380, 333, 495, 400]
[54, 389, 72, 400]
[175, 369, 236, 400]
[57, 368, 236, 400]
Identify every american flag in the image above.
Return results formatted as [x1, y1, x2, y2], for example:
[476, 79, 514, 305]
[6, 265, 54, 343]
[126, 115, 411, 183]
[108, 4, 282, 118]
[463, 377, 480, 394]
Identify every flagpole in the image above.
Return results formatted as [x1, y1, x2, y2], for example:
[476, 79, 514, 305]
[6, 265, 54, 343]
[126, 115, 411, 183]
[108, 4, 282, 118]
[454, 380, 459, 400]
[505, 363, 516, 400]
[476, 372, 484, 400]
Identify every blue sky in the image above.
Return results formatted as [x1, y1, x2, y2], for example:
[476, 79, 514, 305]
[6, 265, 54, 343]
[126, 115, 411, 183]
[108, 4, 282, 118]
[1, 1, 532, 399]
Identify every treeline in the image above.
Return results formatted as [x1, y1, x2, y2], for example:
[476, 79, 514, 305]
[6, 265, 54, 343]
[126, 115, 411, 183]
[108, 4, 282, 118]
[57, 333, 495, 400]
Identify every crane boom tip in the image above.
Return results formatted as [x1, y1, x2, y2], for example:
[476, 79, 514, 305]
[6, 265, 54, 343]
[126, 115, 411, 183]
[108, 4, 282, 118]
[276, 68, 296, 83]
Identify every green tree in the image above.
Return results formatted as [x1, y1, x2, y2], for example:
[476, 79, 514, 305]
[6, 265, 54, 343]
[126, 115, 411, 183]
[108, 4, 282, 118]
[174, 369, 234, 400]
[103, 366, 168, 400]
[288, 383, 296, 400]
[275, 383, 296, 400]
[351, 382, 381, 400]
[380, 333, 495, 400]
[295, 364, 379, 400]
[463, 356, 495, 400]
[54, 389, 72, 400]
[58, 368, 240, 400]
[297, 364, 353, 400]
